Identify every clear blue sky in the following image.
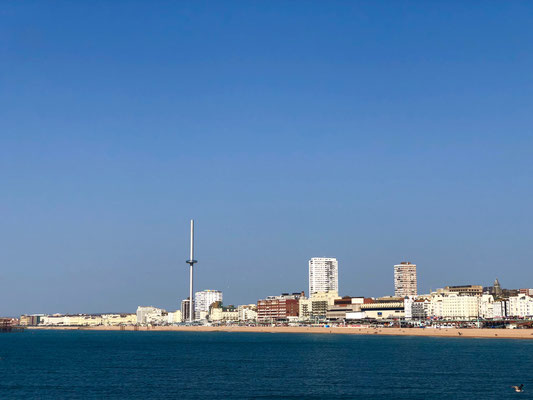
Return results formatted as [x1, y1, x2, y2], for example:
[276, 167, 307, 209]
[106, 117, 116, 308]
[1, 1, 532, 316]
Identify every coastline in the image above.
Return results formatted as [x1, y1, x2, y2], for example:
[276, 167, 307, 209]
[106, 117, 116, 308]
[27, 325, 533, 339]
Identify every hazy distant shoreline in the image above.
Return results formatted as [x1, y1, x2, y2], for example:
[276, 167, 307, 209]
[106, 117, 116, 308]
[27, 325, 533, 339]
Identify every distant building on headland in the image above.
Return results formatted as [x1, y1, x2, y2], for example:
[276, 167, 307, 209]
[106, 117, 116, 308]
[32, 313, 136, 326]
[19, 315, 42, 326]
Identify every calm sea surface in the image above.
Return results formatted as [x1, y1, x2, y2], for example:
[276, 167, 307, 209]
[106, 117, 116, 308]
[1, 330, 532, 399]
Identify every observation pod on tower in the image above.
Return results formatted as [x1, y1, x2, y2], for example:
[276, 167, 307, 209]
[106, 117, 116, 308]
[185, 219, 197, 322]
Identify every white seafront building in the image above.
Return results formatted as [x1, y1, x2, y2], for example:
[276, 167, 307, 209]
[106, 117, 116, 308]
[209, 306, 239, 323]
[40, 314, 103, 326]
[408, 298, 431, 320]
[425, 292, 479, 320]
[493, 300, 509, 318]
[101, 314, 137, 326]
[478, 294, 495, 319]
[508, 294, 533, 318]
[37, 313, 137, 326]
[308, 257, 338, 295]
[238, 304, 258, 322]
[136, 306, 167, 325]
[194, 290, 223, 319]
[394, 284, 533, 322]
[167, 310, 183, 324]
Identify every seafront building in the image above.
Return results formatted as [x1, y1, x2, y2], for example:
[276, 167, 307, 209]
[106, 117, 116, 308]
[442, 285, 483, 296]
[309, 258, 338, 295]
[393, 262, 417, 297]
[19, 315, 42, 326]
[181, 298, 193, 321]
[326, 297, 365, 321]
[101, 313, 137, 326]
[257, 292, 303, 322]
[409, 298, 431, 319]
[360, 297, 405, 320]
[39, 314, 104, 326]
[136, 306, 167, 325]
[493, 300, 509, 318]
[238, 304, 258, 322]
[431, 293, 480, 320]
[194, 290, 223, 319]
[22, 313, 135, 326]
[299, 291, 340, 321]
[167, 310, 182, 324]
[209, 305, 239, 322]
[509, 294, 533, 318]
[32, 311, 172, 327]
[478, 294, 495, 319]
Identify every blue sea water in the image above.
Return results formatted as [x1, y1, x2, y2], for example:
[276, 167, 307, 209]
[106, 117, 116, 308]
[0, 330, 532, 399]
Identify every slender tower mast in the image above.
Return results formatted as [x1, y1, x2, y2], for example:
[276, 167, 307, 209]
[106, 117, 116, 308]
[186, 219, 197, 322]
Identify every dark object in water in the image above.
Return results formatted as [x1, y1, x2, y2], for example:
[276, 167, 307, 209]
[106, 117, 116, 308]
[511, 384, 524, 393]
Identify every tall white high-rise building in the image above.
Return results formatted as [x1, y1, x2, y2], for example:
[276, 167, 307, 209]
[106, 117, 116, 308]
[394, 262, 417, 297]
[309, 257, 338, 295]
[194, 289, 223, 319]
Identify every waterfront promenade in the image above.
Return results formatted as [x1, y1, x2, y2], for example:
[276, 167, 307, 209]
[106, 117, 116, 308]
[28, 325, 533, 339]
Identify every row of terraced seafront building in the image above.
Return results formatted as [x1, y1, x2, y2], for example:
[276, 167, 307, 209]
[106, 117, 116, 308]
[17, 258, 533, 328]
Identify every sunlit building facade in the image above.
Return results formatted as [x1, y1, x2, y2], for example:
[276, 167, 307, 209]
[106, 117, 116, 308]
[309, 257, 338, 295]
[394, 262, 417, 297]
